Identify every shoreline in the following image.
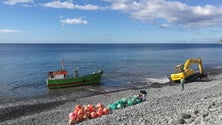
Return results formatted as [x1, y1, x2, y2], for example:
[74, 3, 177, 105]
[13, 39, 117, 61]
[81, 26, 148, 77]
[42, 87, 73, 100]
[1, 67, 222, 105]
[1, 68, 222, 124]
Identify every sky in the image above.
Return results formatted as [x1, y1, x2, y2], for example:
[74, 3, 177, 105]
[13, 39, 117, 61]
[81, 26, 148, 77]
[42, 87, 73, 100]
[0, 0, 222, 43]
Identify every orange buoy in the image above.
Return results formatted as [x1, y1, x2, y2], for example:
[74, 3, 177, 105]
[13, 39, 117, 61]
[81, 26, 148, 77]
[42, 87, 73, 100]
[95, 103, 104, 109]
[75, 104, 82, 111]
[102, 108, 110, 115]
[90, 111, 98, 119]
[77, 108, 84, 115]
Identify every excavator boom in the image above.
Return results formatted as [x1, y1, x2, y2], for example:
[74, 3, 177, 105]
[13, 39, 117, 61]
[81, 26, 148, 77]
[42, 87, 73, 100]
[183, 58, 203, 74]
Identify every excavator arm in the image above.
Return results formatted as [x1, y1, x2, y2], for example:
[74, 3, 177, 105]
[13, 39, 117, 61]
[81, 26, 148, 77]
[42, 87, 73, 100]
[183, 58, 203, 74]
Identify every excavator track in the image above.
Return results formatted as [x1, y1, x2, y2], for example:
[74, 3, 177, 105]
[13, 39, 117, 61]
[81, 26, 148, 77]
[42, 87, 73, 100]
[185, 72, 201, 83]
[169, 72, 208, 85]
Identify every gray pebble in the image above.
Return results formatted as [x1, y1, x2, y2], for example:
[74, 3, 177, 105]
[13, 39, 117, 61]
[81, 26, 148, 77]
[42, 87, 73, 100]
[186, 117, 195, 123]
[203, 116, 210, 122]
[202, 111, 209, 118]
[177, 118, 186, 124]
[139, 118, 144, 122]
[209, 107, 217, 112]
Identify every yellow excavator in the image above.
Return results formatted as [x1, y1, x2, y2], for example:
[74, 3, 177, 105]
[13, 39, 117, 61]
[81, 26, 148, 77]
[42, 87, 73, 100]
[170, 58, 207, 83]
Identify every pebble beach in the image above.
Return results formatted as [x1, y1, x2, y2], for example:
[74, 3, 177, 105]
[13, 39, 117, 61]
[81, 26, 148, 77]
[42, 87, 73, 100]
[1, 69, 222, 125]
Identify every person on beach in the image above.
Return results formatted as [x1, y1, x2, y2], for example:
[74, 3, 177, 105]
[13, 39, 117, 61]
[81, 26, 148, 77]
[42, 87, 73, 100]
[180, 78, 185, 91]
[139, 90, 147, 102]
[75, 68, 79, 77]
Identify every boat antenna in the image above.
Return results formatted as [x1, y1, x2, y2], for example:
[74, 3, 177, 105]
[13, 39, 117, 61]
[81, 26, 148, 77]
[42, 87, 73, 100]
[60, 59, 64, 70]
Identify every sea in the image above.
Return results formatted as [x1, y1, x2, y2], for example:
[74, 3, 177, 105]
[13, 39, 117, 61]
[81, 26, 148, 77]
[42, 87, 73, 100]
[0, 43, 222, 104]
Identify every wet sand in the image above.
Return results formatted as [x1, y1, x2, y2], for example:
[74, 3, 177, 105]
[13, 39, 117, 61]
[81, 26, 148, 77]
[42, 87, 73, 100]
[1, 68, 222, 125]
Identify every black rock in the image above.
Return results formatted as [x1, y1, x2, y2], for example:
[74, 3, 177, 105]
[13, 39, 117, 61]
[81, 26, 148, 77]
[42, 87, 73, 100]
[193, 110, 199, 115]
[211, 102, 216, 106]
[151, 82, 161, 88]
[208, 105, 212, 109]
[181, 113, 191, 119]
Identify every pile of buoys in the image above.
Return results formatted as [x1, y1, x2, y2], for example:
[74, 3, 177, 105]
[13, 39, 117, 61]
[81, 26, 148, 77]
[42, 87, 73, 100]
[68, 103, 110, 125]
[107, 95, 141, 111]
[68, 91, 147, 124]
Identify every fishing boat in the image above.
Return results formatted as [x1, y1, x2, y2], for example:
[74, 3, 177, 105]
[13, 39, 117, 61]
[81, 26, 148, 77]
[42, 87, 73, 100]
[46, 60, 104, 89]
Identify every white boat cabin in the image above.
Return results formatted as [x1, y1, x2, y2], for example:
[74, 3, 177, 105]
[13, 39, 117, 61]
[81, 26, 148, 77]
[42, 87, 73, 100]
[48, 70, 68, 80]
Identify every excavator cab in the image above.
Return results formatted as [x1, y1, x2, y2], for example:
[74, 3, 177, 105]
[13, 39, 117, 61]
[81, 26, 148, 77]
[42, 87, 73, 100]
[174, 64, 184, 73]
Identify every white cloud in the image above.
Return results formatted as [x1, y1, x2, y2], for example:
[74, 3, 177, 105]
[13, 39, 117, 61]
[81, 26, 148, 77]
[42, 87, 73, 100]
[160, 24, 170, 28]
[104, 0, 222, 28]
[41, 0, 101, 10]
[60, 17, 88, 25]
[0, 29, 23, 33]
[3, 0, 34, 5]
